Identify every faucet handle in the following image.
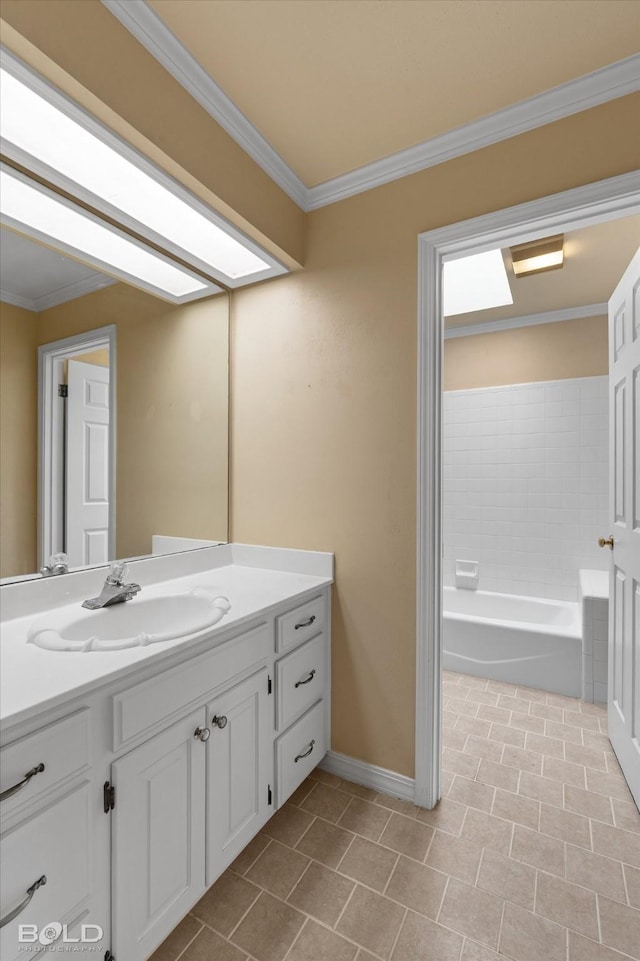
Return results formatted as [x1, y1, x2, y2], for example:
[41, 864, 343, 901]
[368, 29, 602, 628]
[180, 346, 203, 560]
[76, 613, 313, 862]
[106, 561, 128, 586]
[40, 553, 69, 576]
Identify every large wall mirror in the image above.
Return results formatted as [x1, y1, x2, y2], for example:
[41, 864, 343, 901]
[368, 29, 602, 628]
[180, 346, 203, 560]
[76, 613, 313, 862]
[0, 226, 229, 581]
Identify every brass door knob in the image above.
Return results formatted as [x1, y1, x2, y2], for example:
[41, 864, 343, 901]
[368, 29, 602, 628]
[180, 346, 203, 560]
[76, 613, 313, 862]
[598, 536, 614, 550]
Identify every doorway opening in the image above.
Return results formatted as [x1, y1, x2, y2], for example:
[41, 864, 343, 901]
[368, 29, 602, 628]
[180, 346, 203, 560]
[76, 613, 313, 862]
[38, 325, 116, 570]
[415, 172, 640, 810]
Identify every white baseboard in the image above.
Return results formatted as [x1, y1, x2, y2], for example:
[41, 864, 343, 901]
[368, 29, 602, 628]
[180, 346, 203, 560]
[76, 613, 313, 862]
[320, 750, 415, 803]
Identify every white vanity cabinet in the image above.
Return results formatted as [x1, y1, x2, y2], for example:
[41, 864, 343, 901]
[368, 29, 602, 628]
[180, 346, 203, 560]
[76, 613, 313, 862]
[0, 562, 331, 961]
[109, 591, 329, 961]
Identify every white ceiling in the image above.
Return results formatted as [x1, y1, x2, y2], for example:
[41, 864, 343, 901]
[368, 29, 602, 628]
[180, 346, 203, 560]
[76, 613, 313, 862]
[0, 228, 115, 312]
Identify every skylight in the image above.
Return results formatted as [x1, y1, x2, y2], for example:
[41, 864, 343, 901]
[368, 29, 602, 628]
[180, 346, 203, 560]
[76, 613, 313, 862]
[0, 58, 284, 286]
[0, 166, 218, 302]
[443, 249, 513, 317]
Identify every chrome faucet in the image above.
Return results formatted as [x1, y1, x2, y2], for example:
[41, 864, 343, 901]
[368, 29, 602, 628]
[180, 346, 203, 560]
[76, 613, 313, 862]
[40, 553, 69, 577]
[82, 562, 141, 610]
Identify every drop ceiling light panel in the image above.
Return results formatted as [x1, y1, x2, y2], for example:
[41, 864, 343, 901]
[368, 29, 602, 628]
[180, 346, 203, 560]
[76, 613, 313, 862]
[443, 248, 513, 317]
[0, 49, 287, 288]
[0, 165, 222, 303]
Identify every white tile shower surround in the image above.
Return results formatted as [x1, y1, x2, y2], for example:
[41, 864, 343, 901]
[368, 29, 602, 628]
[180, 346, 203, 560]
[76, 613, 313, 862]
[149, 671, 640, 961]
[443, 376, 609, 602]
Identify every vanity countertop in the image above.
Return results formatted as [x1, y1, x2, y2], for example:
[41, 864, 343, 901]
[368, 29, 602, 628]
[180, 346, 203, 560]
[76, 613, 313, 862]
[0, 545, 333, 730]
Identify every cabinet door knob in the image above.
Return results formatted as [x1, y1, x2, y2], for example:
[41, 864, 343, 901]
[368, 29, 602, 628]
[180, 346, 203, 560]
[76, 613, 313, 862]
[194, 726, 210, 742]
[598, 535, 614, 550]
[212, 715, 228, 729]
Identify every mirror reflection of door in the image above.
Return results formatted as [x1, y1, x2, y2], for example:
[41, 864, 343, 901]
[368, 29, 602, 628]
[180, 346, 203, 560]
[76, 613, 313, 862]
[38, 331, 114, 572]
[65, 356, 110, 566]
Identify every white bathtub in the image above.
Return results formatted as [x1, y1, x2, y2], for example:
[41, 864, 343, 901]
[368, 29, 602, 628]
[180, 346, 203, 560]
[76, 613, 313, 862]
[442, 587, 582, 696]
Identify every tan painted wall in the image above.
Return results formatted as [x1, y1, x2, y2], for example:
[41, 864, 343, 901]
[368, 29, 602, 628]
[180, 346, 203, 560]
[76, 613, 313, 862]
[230, 96, 640, 778]
[38, 284, 229, 561]
[444, 315, 608, 391]
[0, 303, 38, 577]
[0, 2, 305, 269]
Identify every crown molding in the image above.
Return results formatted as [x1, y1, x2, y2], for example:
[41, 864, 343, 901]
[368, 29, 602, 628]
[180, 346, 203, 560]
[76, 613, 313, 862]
[102, 0, 308, 209]
[1, 275, 116, 313]
[0, 287, 35, 311]
[445, 302, 608, 339]
[307, 55, 640, 209]
[101, 0, 640, 213]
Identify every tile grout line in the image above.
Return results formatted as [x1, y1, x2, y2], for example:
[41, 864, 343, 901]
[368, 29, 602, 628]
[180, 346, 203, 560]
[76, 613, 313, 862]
[238, 836, 273, 877]
[283, 855, 314, 907]
[333, 831, 358, 875]
[381, 853, 401, 896]
[172, 921, 204, 961]
[435, 874, 451, 926]
[387, 905, 408, 961]
[280, 916, 309, 961]
[331, 880, 358, 932]
[219, 884, 263, 944]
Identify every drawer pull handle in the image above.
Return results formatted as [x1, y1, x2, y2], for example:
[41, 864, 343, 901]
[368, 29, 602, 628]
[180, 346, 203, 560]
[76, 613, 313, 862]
[0, 763, 45, 802]
[295, 615, 316, 630]
[294, 739, 316, 763]
[295, 669, 317, 688]
[194, 727, 211, 742]
[0, 875, 47, 928]
[212, 715, 228, 730]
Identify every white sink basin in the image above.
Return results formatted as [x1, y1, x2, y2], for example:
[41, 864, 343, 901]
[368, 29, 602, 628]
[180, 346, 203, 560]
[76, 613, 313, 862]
[27, 588, 231, 652]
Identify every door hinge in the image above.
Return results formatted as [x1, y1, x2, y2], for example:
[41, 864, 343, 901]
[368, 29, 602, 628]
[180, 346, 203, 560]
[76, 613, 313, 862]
[268, 784, 273, 806]
[58, 384, 68, 398]
[103, 781, 115, 813]
[267, 675, 272, 695]
[105, 952, 115, 961]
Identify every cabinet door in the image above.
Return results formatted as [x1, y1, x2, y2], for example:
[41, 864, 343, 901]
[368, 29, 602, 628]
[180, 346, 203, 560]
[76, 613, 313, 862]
[207, 669, 273, 884]
[111, 708, 207, 961]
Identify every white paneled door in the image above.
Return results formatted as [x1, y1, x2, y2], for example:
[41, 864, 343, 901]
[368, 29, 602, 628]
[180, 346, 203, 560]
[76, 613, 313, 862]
[65, 359, 110, 566]
[607, 247, 640, 809]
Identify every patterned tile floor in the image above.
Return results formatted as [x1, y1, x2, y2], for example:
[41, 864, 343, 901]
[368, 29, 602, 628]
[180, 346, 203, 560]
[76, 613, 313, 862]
[151, 671, 640, 961]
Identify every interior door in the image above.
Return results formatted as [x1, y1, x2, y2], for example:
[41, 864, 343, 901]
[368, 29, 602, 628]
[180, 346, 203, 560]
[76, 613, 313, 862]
[65, 359, 110, 566]
[607, 246, 640, 809]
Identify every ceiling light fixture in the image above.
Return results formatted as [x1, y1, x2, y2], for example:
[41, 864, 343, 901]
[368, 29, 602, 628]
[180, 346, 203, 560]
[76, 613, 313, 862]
[510, 234, 564, 278]
[0, 52, 287, 288]
[443, 248, 513, 317]
[0, 165, 222, 303]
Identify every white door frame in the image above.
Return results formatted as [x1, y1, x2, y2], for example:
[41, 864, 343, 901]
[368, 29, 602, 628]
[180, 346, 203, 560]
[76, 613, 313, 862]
[38, 325, 117, 569]
[415, 171, 640, 809]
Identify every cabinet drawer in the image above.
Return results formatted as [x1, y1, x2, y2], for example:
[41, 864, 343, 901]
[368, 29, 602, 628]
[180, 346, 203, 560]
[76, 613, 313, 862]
[276, 700, 326, 805]
[113, 622, 271, 750]
[0, 710, 90, 822]
[0, 782, 92, 961]
[276, 596, 325, 654]
[276, 635, 325, 732]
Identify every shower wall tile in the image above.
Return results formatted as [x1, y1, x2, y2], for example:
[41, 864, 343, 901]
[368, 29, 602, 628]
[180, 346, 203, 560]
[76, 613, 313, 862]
[443, 376, 608, 602]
